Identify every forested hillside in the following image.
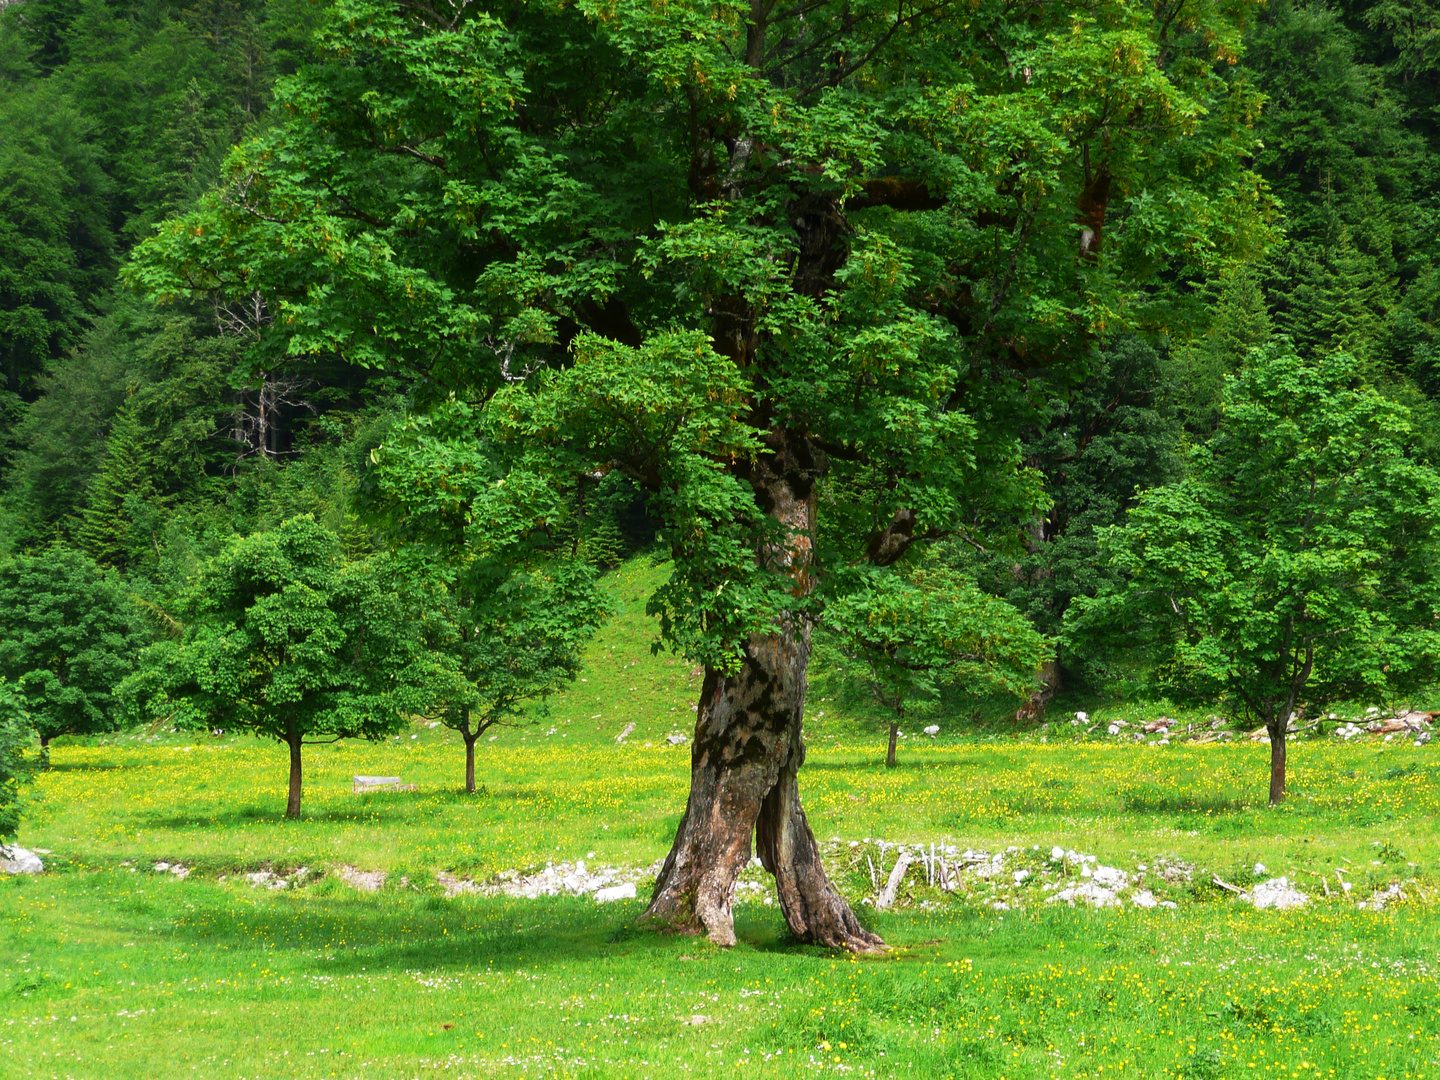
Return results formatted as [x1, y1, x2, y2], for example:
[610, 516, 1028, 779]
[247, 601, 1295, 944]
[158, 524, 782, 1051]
[3, 0, 1436, 631]
[4, 0, 1440, 912]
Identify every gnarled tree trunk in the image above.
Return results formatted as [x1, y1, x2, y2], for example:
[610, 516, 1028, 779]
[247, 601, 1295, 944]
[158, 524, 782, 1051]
[643, 432, 882, 952]
[643, 630, 882, 951]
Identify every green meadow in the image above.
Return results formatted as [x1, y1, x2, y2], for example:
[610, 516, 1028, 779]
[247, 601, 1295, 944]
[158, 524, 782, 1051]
[4, 562, 1439, 1079]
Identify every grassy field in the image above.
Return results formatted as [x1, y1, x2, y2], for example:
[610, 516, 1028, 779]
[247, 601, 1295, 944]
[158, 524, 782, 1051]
[3, 558, 1439, 1079]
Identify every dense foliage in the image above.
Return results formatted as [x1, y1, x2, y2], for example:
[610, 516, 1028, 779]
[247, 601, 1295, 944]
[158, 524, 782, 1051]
[1071, 345, 1440, 801]
[1, 0, 1440, 828]
[0, 678, 35, 841]
[120, 515, 449, 816]
[0, 549, 149, 748]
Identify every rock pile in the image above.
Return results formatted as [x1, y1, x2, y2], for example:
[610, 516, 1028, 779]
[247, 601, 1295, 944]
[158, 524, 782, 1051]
[0, 845, 42, 874]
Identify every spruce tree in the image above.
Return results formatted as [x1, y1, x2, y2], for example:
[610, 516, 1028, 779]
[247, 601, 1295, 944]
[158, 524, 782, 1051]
[76, 398, 154, 570]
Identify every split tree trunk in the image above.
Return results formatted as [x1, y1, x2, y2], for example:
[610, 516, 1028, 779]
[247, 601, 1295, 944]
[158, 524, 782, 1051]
[285, 733, 303, 819]
[642, 432, 882, 953]
[643, 632, 883, 952]
[886, 721, 899, 768]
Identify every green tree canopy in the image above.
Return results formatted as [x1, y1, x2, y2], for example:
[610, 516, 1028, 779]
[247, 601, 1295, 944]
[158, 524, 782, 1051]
[821, 566, 1048, 767]
[122, 515, 449, 817]
[0, 548, 149, 748]
[0, 679, 37, 843]
[131, 0, 1275, 950]
[1069, 343, 1440, 804]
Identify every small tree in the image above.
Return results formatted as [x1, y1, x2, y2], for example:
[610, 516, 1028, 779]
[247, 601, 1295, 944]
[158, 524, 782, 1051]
[822, 568, 1049, 767]
[431, 560, 608, 794]
[368, 404, 610, 795]
[0, 680, 38, 843]
[1070, 344, 1440, 804]
[123, 516, 445, 818]
[0, 549, 150, 753]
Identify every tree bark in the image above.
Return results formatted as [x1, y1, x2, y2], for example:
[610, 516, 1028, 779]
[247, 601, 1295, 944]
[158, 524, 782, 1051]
[285, 730, 303, 819]
[643, 633, 883, 952]
[464, 731, 478, 796]
[1267, 720, 1286, 806]
[643, 432, 882, 952]
[886, 721, 899, 768]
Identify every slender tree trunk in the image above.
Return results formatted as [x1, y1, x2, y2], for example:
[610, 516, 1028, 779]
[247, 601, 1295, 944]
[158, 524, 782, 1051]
[463, 709, 478, 796]
[285, 729, 303, 819]
[1267, 720, 1287, 806]
[643, 434, 881, 953]
[886, 721, 899, 768]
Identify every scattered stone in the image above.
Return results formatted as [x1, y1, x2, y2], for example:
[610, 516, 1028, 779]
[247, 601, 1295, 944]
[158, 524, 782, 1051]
[336, 866, 387, 892]
[1358, 883, 1404, 911]
[923, 725, 940, 737]
[1048, 882, 1120, 908]
[352, 776, 416, 793]
[1374, 712, 1433, 734]
[1132, 890, 1158, 908]
[1249, 877, 1308, 910]
[614, 722, 636, 744]
[665, 733, 687, 746]
[594, 883, 637, 903]
[1143, 719, 1173, 733]
[685, 1014, 711, 1026]
[245, 870, 287, 890]
[0, 845, 43, 874]
[1091, 866, 1128, 889]
[435, 871, 480, 898]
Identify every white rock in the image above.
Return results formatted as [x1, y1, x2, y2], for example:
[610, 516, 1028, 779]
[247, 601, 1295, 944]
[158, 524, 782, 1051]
[1075, 711, 1088, 722]
[665, 734, 687, 746]
[336, 865, 387, 892]
[1013, 870, 1030, 884]
[1253, 862, 1266, 875]
[0, 845, 43, 874]
[594, 883, 637, 903]
[1050, 846, 1065, 861]
[1092, 866, 1128, 889]
[1048, 882, 1119, 908]
[1131, 890, 1158, 908]
[1358, 883, 1403, 911]
[436, 871, 480, 898]
[1249, 877, 1308, 910]
[923, 725, 940, 737]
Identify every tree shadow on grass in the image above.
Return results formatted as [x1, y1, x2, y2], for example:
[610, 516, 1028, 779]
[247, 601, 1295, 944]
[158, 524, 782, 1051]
[46, 760, 124, 772]
[139, 803, 420, 829]
[803, 757, 987, 772]
[84, 879, 889, 978]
